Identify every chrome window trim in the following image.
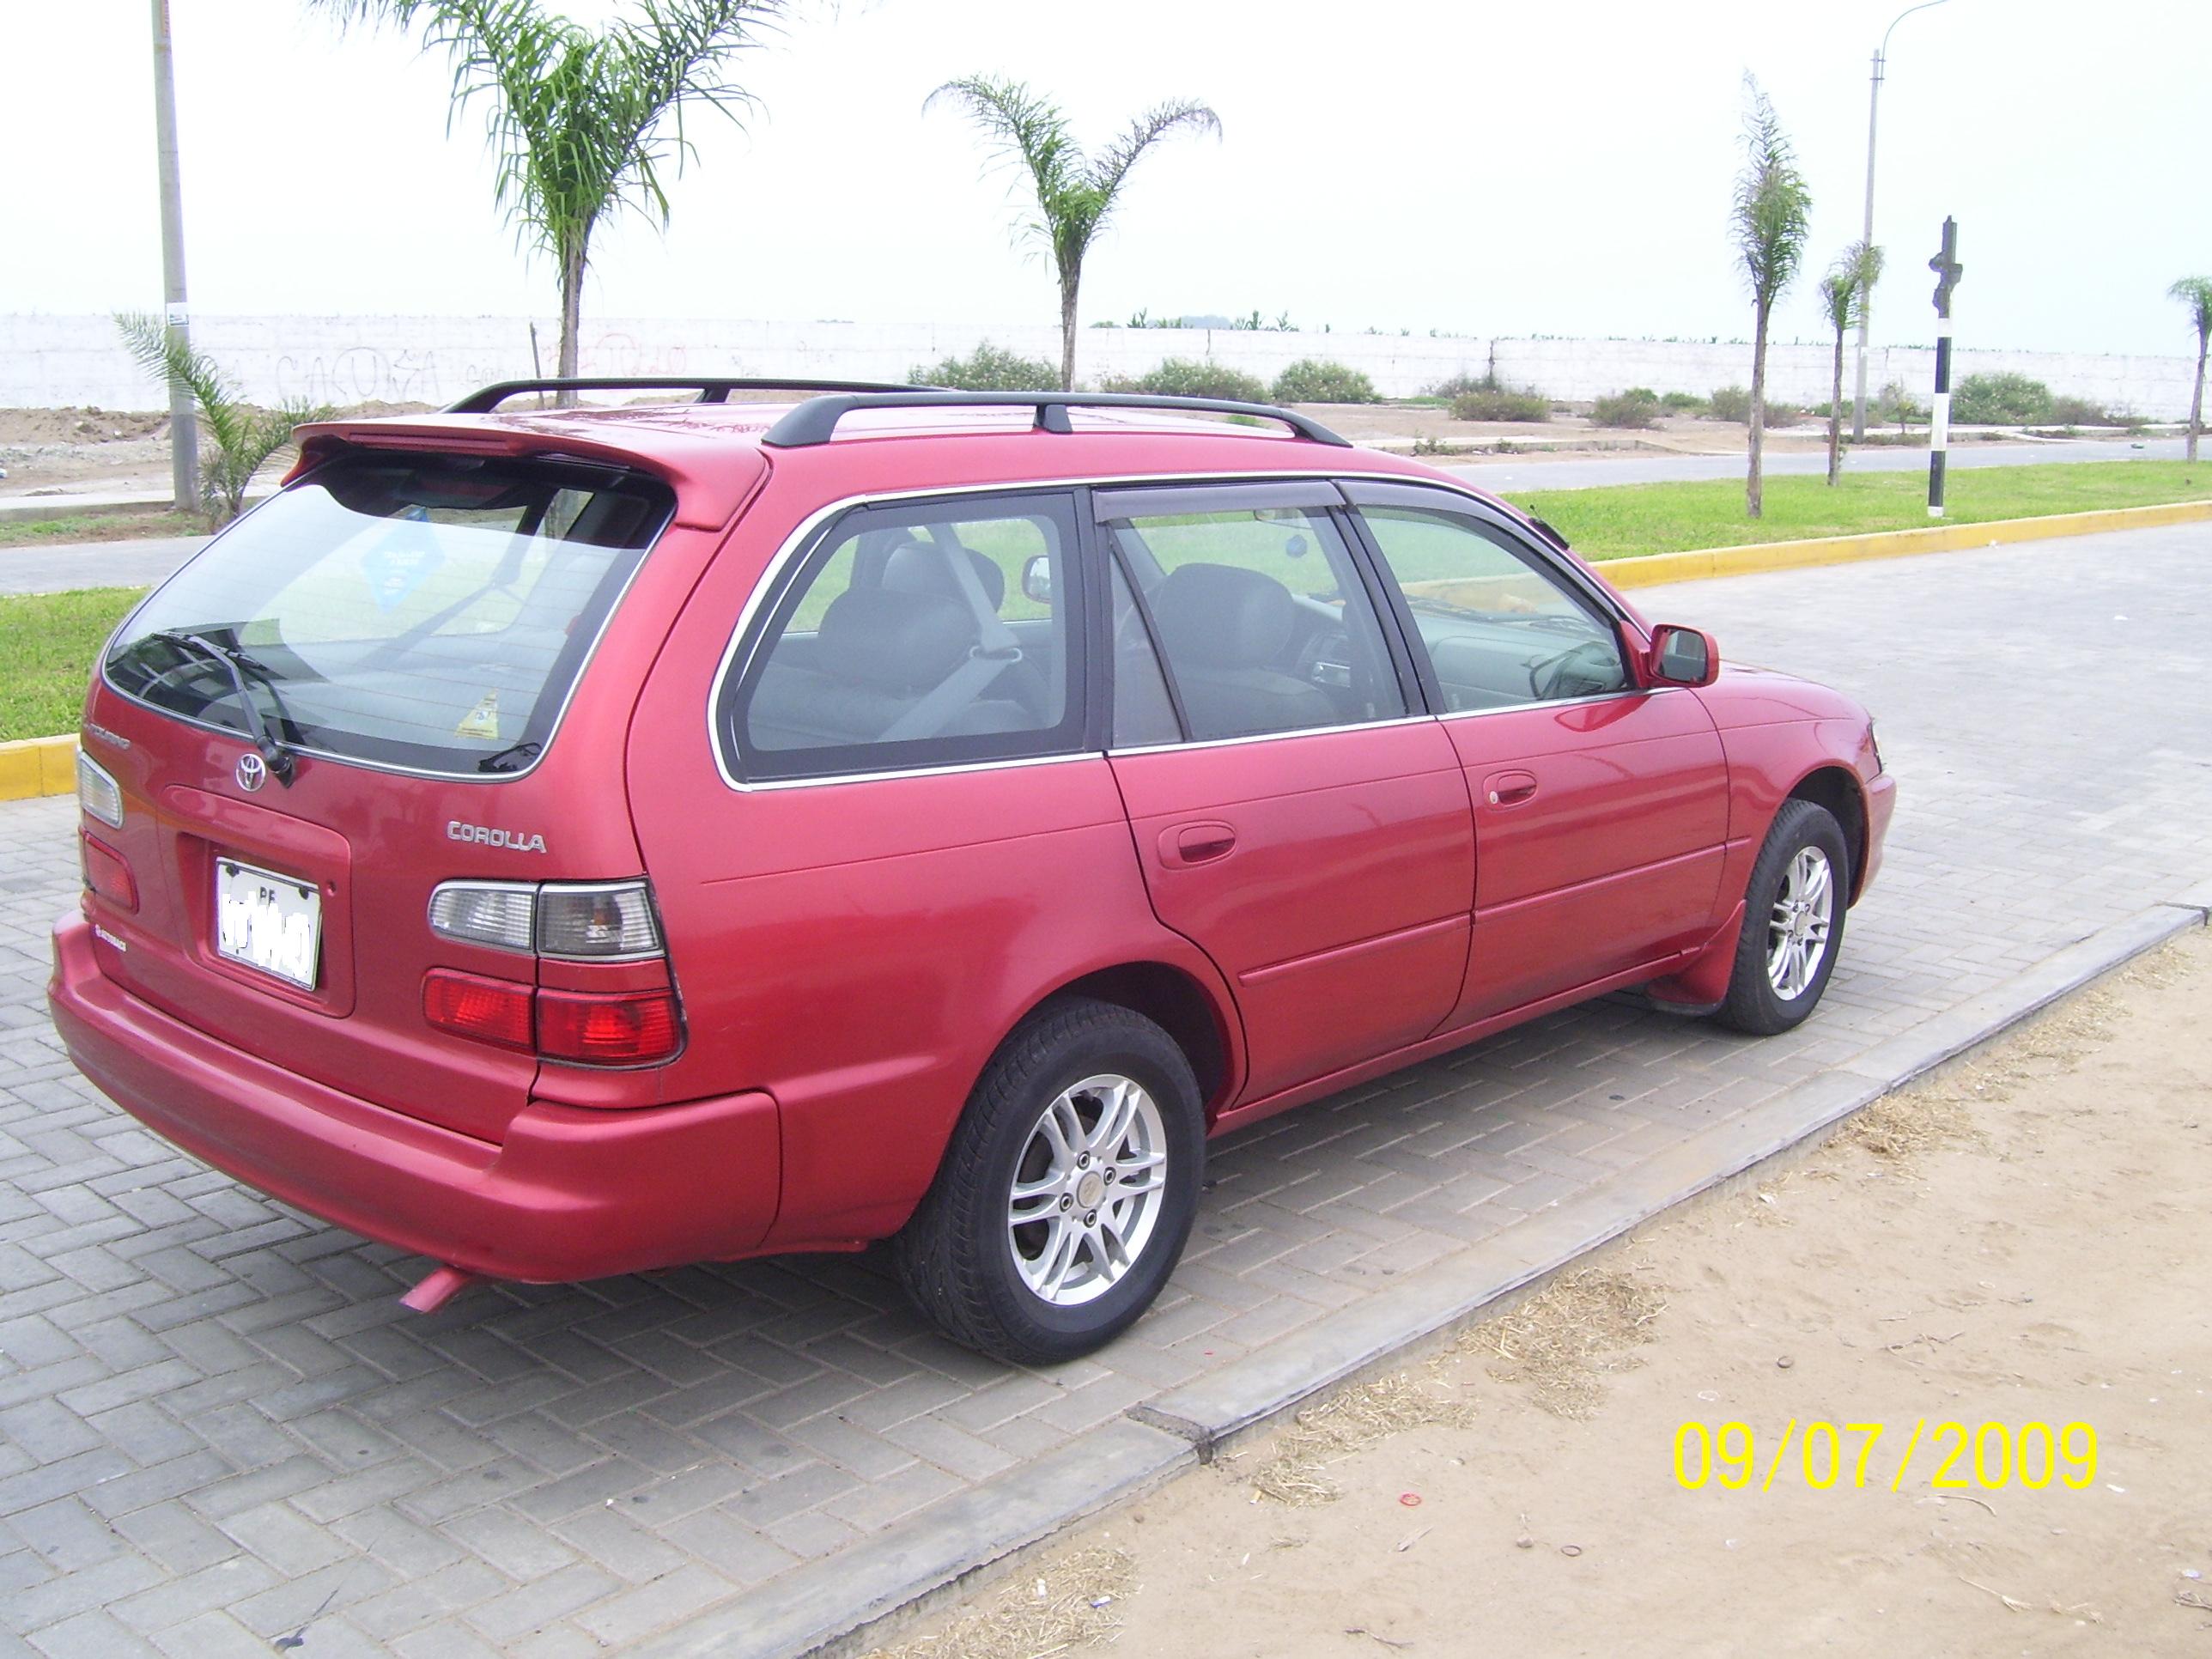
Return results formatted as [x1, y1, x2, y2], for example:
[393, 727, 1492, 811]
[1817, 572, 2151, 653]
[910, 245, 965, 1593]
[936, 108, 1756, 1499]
[1433, 685, 1679, 723]
[1105, 714, 1433, 759]
[708, 467, 1531, 794]
[96, 466, 669, 786]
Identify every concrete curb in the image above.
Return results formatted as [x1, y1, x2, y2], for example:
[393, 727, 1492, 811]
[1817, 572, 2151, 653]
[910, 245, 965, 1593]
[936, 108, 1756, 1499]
[0, 734, 77, 802]
[640, 893, 2209, 1659]
[1596, 497, 2212, 590]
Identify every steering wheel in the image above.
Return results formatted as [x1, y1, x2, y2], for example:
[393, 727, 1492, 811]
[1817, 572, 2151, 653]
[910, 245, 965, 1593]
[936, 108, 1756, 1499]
[1528, 638, 1620, 701]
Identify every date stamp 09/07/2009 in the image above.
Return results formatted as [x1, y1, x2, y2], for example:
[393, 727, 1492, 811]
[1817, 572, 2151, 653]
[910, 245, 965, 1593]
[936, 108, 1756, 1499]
[1674, 1419, 2100, 1493]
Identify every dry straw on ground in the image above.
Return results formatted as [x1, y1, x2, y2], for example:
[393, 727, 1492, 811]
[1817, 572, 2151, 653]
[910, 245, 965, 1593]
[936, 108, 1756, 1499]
[863, 1544, 1133, 1659]
[1248, 1370, 1480, 1506]
[1475, 1263, 1668, 1419]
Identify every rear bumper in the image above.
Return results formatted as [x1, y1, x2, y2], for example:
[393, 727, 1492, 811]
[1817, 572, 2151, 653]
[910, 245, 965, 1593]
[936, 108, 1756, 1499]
[46, 915, 780, 1284]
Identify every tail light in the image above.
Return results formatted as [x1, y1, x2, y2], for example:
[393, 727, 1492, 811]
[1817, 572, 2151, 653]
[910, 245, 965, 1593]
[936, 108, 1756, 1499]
[422, 970, 535, 1052]
[536, 988, 681, 1064]
[423, 878, 682, 1066]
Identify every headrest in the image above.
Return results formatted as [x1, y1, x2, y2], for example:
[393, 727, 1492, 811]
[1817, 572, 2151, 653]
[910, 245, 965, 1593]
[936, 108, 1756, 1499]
[817, 587, 975, 691]
[882, 539, 1006, 611]
[1150, 563, 1297, 670]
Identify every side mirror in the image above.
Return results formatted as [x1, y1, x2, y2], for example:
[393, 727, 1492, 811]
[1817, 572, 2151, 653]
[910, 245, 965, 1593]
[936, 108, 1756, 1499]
[1649, 624, 1719, 687]
[1021, 554, 1054, 607]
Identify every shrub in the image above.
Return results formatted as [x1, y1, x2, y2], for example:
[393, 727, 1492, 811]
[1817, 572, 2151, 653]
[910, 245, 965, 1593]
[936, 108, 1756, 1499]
[2043, 393, 2115, 425]
[1660, 391, 1705, 411]
[1589, 386, 1662, 428]
[1762, 401, 1805, 428]
[1425, 371, 1495, 400]
[1949, 371, 2051, 425]
[1270, 359, 1379, 404]
[1876, 380, 1928, 429]
[1100, 357, 1271, 403]
[907, 341, 1059, 391]
[1449, 387, 1550, 422]
[1707, 385, 1752, 422]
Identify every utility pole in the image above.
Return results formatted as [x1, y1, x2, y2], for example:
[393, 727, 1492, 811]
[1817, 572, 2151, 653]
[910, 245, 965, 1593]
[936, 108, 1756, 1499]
[1852, 0, 1951, 443]
[151, 0, 199, 511]
[1928, 217, 1963, 520]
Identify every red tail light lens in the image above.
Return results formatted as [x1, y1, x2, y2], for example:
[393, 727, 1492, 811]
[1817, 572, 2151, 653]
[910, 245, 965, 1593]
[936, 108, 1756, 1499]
[536, 988, 681, 1064]
[422, 969, 534, 1052]
[81, 833, 138, 911]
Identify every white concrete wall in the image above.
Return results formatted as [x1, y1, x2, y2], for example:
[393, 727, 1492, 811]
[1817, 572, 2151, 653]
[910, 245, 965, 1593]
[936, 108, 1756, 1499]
[3, 313, 2197, 419]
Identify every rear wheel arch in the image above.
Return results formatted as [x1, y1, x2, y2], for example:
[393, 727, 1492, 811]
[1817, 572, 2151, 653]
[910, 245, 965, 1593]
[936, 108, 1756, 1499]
[1783, 765, 1868, 900]
[1022, 961, 1237, 1120]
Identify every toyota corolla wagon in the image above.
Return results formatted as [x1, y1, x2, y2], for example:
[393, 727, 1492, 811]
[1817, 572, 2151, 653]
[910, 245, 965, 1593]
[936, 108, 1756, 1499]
[49, 380, 1894, 1363]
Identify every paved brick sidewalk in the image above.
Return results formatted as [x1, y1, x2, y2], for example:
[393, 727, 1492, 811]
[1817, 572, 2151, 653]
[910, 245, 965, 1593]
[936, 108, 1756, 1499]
[3, 525, 2208, 1656]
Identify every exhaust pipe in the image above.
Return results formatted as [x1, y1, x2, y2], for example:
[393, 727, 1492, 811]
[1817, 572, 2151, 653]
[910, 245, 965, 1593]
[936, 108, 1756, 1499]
[400, 1263, 477, 1314]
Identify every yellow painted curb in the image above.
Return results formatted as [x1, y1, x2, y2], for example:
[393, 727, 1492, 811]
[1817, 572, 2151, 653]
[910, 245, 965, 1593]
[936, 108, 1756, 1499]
[0, 734, 80, 802]
[1597, 497, 2212, 589]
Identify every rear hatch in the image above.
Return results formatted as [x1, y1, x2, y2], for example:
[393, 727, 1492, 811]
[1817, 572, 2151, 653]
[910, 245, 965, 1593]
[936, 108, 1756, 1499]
[82, 447, 679, 1143]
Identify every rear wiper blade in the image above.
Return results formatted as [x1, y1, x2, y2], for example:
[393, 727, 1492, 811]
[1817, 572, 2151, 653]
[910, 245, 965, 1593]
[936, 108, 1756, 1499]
[153, 629, 298, 786]
[477, 739, 542, 773]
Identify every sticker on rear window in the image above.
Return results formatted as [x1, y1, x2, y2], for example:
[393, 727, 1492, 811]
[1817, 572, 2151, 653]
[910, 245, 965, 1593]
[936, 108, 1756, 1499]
[362, 514, 447, 611]
[454, 690, 501, 739]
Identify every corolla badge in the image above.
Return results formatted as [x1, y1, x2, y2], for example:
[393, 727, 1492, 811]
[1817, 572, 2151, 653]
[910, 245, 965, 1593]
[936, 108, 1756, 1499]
[447, 820, 549, 854]
[235, 752, 267, 793]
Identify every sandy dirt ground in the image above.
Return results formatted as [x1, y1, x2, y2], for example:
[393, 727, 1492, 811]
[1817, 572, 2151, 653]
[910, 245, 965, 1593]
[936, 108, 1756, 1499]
[875, 929, 2212, 1659]
[0, 404, 1829, 504]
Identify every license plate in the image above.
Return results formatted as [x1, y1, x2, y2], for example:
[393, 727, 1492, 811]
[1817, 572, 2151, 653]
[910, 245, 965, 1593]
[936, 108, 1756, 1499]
[215, 859, 322, 989]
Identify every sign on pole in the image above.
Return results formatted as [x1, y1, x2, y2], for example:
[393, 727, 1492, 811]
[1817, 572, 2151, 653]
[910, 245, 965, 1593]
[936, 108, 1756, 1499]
[1927, 217, 1963, 520]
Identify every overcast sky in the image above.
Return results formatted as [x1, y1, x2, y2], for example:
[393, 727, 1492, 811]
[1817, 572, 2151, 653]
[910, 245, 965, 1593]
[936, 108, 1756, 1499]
[5, 0, 2208, 358]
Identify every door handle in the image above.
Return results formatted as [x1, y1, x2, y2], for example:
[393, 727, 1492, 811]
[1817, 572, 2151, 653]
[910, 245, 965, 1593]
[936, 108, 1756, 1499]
[1483, 769, 1539, 807]
[1160, 822, 1237, 866]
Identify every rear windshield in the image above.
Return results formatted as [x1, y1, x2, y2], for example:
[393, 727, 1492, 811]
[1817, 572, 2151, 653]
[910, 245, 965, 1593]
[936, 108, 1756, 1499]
[105, 453, 672, 775]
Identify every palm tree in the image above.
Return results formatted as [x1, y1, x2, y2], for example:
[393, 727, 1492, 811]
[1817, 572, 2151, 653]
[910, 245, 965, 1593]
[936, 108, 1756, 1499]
[1818, 241, 1883, 485]
[926, 76, 1221, 391]
[311, 0, 783, 387]
[1730, 76, 1812, 519]
[2171, 276, 2212, 463]
[115, 314, 332, 523]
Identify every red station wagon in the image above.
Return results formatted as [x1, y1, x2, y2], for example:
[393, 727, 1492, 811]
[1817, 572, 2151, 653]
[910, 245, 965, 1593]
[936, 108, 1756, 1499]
[49, 381, 1894, 1363]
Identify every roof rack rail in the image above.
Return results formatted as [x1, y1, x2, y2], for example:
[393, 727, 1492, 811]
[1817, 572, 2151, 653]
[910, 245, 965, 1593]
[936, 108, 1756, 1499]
[446, 376, 918, 414]
[758, 390, 1352, 449]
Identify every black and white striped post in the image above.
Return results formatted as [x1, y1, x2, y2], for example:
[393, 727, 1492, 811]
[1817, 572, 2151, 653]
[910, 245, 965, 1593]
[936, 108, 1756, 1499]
[1927, 216, 1963, 519]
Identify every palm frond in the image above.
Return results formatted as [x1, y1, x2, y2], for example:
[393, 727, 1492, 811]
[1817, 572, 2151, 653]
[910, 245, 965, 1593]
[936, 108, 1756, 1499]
[2171, 276, 2212, 339]
[1731, 76, 1811, 306]
[1089, 99, 1220, 202]
[1818, 240, 1883, 333]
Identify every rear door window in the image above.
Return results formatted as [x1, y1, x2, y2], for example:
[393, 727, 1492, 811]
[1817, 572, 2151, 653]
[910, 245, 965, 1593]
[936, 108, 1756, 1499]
[722, 491, 1085, 783]
[104, 453, 672, 775]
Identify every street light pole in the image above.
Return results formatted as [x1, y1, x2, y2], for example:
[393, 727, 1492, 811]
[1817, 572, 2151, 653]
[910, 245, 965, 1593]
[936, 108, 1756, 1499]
[1850, 0, 1950, 444]
[151, 0, 199, 512]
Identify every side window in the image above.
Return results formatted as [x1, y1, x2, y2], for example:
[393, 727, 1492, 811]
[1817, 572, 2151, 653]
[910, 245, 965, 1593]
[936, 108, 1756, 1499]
[1357, 504, 1630, 711]
[726, 492, 1082, 781]
[1104, 501, 1407, 743]
[1109, 559, 1180, 748]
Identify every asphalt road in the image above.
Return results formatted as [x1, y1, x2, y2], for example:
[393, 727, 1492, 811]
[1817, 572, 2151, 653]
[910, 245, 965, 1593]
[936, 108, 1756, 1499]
[0, 437, 2191, 597]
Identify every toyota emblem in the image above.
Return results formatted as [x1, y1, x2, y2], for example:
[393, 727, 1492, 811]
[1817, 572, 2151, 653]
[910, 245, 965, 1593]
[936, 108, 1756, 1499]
[235, 752, 268, 793]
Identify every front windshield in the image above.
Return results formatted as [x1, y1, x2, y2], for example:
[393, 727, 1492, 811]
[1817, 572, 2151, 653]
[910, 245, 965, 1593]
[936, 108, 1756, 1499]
[105, 453, 672, 774]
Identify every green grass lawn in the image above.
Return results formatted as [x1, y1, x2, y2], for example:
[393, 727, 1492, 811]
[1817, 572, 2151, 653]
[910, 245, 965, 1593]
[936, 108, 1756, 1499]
[0, 588, 145, 743]
[1509, 459, 2209, 562]
[0, 510, 208, 550]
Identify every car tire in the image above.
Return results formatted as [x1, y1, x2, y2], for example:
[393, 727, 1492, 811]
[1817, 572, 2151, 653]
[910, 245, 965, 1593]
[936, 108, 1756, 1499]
[895, 998, 1205, 1365]
[1712, 799, 1850, 1036]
